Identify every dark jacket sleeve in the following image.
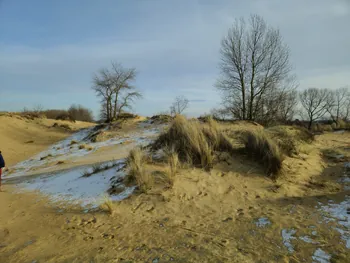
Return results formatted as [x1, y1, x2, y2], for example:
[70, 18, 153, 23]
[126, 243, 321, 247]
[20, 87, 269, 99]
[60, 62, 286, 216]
[0, 154, 5, 168]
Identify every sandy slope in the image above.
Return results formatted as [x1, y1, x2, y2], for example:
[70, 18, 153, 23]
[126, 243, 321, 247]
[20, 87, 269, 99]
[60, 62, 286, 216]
[0, 120, 349, 262]
[0, 114, 94, 166]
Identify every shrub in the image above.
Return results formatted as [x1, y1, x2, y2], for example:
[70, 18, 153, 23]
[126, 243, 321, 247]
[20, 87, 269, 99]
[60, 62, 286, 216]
[152, 115, 234, 170]
[331, 123, 337, 130]
[293, 126, 315, 143]
[68, 104, 94, 122]
[337, 119, 346, 129]
[124, 148, 153, 193]
[242, 130, 284, 177]
[322, 124, 333, 132]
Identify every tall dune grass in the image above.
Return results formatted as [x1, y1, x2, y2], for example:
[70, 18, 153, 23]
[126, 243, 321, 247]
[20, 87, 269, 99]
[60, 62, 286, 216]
[124, 147, 153, 193]
[152, 115, 234, 170]
[242, 130, 284, 177]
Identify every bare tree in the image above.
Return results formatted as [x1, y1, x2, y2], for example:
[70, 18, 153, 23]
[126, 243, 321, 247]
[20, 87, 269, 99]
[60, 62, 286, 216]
[326, 87, 350, 123]
[299, 88, 330, 129]
[170, 96, 189, 116]
[210, 107, 231, 121]
[216, 14, 292, 121]
[92, 62, 142, 122]
[33, 104, 44, 114]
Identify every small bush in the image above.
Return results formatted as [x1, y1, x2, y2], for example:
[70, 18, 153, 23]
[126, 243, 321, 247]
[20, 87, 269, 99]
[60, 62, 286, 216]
[293, 126, 315, 143]
[331, 123, 337, 130]
[242, 130, 284, 177]
[124, 148, 153, 193]
[337, 119, 346, 129]
[322, 124, 333, 132]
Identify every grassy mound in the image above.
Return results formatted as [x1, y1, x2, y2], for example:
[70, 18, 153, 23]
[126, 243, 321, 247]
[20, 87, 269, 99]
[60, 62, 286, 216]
[242, 130, 284, 177]
[266, 125, 314, 156]
[152, 115, 234, 170]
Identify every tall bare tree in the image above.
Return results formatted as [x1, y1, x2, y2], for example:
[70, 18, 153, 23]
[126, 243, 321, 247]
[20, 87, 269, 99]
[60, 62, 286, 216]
[92, 62, 142, 122]
[299, 88, 330, 129]
[216, 14, 292, 121]
[326, 87, 350, 123]
[170, 95, 189, 116]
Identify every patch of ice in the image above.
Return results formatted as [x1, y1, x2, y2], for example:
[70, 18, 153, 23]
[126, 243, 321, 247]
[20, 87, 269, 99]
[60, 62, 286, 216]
[312, 248, 331, 263]
[281, 229, 297, 253]
[318, 197, 350, 249]
[6, 125, 163, 178]
[255, 217, 271, 227]
[344, 162, 350, 169]
[299, 235, 316, 244]
[17, 160, 133, 207]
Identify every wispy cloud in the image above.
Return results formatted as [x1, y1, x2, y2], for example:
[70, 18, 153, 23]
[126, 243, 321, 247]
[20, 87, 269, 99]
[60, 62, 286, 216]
[0, 0, 349, 117]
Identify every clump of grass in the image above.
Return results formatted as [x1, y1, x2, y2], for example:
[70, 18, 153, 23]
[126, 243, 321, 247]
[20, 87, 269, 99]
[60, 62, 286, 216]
[92, 164, 103, 174]
[124, 147, 153, 193]
[81, 163, 106, 177]
[242, 130, 284, 177]
[266, 126, 298, 157]
[163, 147, 179, 185]
[70, 140, 78, 145]
[100, 195, 115, 215]
[152, 115, 234, 170]
[81, 170, 91, 177]
[291, 126, 315, 143]
[40, 153, 53, 160]
[78, 144, 92, 150]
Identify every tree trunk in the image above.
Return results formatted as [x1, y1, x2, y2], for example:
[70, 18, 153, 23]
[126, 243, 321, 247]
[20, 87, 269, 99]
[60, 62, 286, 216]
[308, 119, 313, 130]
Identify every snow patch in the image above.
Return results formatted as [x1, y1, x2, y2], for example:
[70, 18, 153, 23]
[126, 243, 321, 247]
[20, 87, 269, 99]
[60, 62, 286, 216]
[281, 229, 297, 253]
[318, 197, 350, 249]
[312, 248, 331, 263]
[255, 217, 271, 227]
[17, 160, 133, 207]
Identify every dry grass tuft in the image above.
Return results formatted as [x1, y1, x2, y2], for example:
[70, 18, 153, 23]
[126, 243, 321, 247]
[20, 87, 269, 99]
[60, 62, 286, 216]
[124, 147, 153, 193]
[163, 147, 179, 185]
[242, 130, 284, 177]
[78, 144, 93, 150]
[152, 115, 234, 170]
[100, 195, 116, 215]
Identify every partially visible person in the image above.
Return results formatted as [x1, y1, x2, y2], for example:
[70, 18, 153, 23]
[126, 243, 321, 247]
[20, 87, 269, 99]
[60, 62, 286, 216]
[0, 151, 5, 191]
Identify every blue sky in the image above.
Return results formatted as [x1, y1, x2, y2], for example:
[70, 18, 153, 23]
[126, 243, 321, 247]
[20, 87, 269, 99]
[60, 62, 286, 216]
[0, 0, 349, 118]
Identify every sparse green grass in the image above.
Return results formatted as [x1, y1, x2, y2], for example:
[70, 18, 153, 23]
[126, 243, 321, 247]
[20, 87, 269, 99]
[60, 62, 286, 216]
[124, 147, 153, 193]
[242, 130, 284, 177]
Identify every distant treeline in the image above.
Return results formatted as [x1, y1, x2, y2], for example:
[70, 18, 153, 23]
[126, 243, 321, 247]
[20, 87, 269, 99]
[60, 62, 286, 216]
[21, 104, 94, 122]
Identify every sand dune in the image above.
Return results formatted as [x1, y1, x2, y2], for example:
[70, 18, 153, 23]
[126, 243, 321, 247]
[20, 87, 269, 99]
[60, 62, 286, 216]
[0, 114, 94, 166]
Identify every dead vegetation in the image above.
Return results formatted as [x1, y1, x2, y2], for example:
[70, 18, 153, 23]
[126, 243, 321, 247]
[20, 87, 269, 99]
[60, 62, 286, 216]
[152, 115, 234, 170]
[241, 130, 284, 177]
[124, 147, 153, 193]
